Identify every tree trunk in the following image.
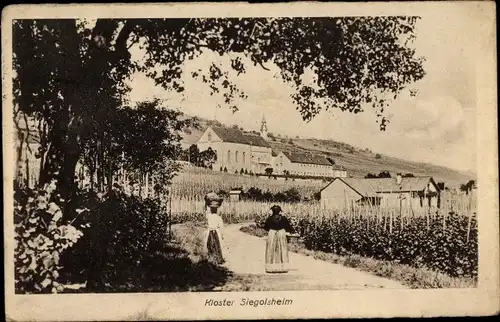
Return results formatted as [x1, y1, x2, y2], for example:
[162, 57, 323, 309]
[15, 133, 24, 182]
[59, 151, 80, 200]
[38, 121, 81, 212]
[107, 159, 113, 193]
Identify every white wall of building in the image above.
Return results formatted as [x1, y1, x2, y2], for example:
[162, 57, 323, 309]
[333, 169, 348, 178]
[197, 128, 254, 172]
[320, 179, 362, 209]
[273, 152, 333, 177]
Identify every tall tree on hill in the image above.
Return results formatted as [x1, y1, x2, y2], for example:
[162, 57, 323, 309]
[13, 17, 425, 201]
[460, 180, 476, 195]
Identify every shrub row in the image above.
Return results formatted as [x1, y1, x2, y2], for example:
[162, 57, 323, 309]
[217, 187, 303, 203]
[255, 212, 477, 278]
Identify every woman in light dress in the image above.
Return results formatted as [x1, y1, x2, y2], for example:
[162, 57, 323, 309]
[203, 192, 225, 264]
[263, 205, 293, 273]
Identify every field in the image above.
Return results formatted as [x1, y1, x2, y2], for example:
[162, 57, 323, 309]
[170, 166, 323, 200]
[168, 167, 478, 285]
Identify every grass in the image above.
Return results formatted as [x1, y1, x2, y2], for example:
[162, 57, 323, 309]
[239, 224, 477, 289]
[59, 222, 232, 293]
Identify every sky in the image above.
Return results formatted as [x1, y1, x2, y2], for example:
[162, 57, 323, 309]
[126, 11, 483, 173]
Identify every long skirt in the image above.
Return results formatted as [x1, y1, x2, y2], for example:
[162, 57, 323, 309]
[265, 229, 289, 273]
[206, 229, 224, 264]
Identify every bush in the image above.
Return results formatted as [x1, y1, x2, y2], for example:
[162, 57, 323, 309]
[375, 153, 382, 159]
[14, 181, 85, 293]
[58, 186, 170, 291]
[296, 212, 477, 278]
[240, 187, 302, 203]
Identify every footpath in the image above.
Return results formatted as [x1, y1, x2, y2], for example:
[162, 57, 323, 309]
[216, 223, 407, 291]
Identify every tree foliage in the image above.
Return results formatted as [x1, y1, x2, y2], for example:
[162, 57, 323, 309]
[460, 180, 476, 195]
[365, 171, 392, 179]
[13, 17, 425, 199]
[187, 144, 217, 168]
[78, 99, 188, 193]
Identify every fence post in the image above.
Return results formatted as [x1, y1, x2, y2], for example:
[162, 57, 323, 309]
[466, 193, 473, 243]
[387, 210, 392, 234]
[442, 208, 446, 232]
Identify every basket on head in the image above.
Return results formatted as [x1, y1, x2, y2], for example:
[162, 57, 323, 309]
[205, 192, 223, 208]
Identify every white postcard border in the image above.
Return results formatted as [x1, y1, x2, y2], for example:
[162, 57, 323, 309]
[2, 2, 498, 320]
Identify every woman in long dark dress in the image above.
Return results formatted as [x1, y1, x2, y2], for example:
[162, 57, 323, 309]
[263, 205, 293, 273]
[203, 192, 225, 265]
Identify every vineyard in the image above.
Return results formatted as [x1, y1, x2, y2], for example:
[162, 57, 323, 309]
[170, 167, 323, 199]
[168, 168, 478, 280]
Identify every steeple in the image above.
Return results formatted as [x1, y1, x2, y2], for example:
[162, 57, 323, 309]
[260, 114, 268, 138]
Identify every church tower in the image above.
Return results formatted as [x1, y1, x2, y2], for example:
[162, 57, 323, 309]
[260, 114, 268, 138]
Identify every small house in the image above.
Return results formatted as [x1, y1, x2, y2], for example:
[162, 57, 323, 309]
[320, 174, 441, 210]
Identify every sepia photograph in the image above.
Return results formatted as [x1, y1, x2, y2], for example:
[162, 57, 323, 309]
[3, 1, 498, 321]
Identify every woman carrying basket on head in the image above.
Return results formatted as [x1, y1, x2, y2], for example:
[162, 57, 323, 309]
[203, 192, 225, 265]
[263, 205, 293, 273]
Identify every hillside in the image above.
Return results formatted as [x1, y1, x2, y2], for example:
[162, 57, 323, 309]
[180, 117, 476, 189]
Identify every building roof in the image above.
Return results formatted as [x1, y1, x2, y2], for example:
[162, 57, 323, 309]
[210, 126, 250, 145]
[243, 133, 272, 148]
[209, 126, 270, 148]
[321, 176, 439, 197]
[339, 178, 379, 197]
[367, 177, 436, 192]
[282, 151, 332, 166]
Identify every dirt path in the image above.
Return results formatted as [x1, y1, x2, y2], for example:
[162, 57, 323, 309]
[216, 223, 407, 291]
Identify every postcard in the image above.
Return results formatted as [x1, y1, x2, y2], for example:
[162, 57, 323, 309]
[2, 1, 498, 321]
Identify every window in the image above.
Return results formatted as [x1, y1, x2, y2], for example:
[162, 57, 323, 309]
[235, 151, 239, 163]
[207, 132, 212, 141]
[242, 152, 246, 164]
[227, 150, 231, 163]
